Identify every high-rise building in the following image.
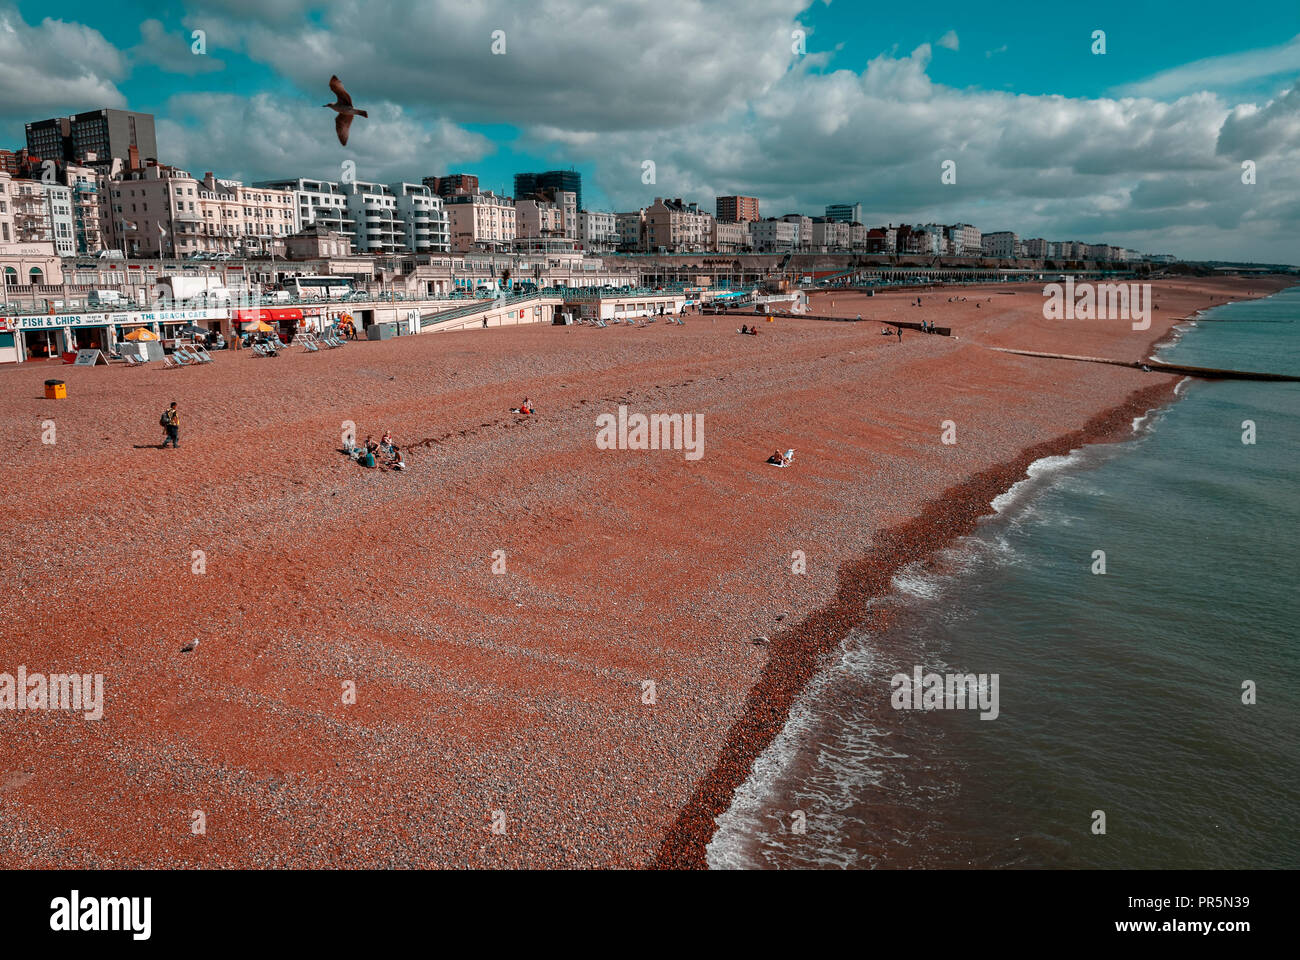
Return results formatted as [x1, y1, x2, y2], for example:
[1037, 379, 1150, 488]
[423, 173, 479, 199]
[824, 203, 862, 224]
[716, 195, 760, 223]
[514, 170, 582, 214]
[26, 109, 158, 168]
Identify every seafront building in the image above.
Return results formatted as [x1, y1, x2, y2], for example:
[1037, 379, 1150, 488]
[515, 189, 578, 240]
[444, 191, 516, 252]
[577, 210, 617, 251]
[645, 198, 713, 253]
[825, 202, 862, 224]
[748, 217, 799, 252]
[981, 231, 1020, 258]
[26, 109, 158, 169]
[716, 195, 760, 223]
[514, 170, 582, 215]
[101, 163, 295, 258]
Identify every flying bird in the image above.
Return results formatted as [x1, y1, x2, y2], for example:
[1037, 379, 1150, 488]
[324, 75, 368, 146]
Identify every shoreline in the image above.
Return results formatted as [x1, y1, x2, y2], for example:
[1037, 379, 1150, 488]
[653, 296, 1252, 869]
[652, 376, 1181, 868]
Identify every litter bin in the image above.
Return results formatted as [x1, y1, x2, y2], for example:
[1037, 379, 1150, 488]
[44, 379, 67, 400]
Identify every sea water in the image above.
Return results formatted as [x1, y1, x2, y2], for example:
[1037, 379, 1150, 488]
[709, 286, 1300, 869]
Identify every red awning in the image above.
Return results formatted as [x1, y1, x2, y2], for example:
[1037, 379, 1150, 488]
[232, 308, 303, 322]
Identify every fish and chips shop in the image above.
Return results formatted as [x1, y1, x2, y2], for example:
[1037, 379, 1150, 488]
[0, 308, 231, 363]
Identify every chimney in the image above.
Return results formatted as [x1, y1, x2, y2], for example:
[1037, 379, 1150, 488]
[127, 144, 140, 170]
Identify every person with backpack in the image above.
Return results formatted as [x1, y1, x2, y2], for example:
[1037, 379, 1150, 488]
[160, 402, 180, 449]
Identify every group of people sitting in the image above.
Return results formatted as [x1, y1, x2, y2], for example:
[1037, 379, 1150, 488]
[738, 325, 759, 336]
[352, 431, 406, 470]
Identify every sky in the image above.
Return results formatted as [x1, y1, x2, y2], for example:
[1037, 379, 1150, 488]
[2, 0, 1299, 263]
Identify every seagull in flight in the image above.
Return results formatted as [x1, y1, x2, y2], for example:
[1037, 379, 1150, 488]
[324, 75, 368, 146]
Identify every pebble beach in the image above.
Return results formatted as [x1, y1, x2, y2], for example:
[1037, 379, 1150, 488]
[0, 274, 1287, 868]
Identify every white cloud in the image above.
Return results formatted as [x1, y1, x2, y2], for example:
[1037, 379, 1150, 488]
[0, 9, 126, 118]
[937, 30, 959, 52]
[156, 92, 492, 185]
[111, 1, 1300, 261]
[130, 19, 226, 75]
[1115, 34, 1300, 100]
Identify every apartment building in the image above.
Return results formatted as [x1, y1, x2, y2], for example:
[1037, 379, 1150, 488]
[811, 218, 851, 251]
[256, 177, 355, 236]
[780, 214, 813, 249]
[710, 219, 751, 253]
[104, 163, 294, 257]
[981, 231, 1019, 258]
[9, 179, 75, 255]
[578, 210, 617, 250]
[944, 223, 981, 256]
[515, 189, 577, 240]
[824, 202, 862, 224]
[748, 217, 799, 252]
[390, 182, 450, 253]
[615, 210, 646, 250]
[645, 198, 713, 252]
[444, 191, 516, 252]
[716, 195, 760, 223]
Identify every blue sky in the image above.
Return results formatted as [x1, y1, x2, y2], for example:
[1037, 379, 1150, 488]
[3, 0, 1299, 261]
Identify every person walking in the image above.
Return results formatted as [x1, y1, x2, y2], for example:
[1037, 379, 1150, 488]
[160, 401, 180, 449]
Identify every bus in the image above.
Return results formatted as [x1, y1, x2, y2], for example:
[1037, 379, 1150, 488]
[287, 275, 355, 300]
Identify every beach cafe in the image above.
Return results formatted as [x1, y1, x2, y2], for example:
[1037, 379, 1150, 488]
[0, 307, 230, 363]
[231, 307, 304, 341]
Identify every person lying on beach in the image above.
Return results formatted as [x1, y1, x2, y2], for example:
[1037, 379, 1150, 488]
[510, 398, 535, 415]
[386, 446, 406, 470]
[766, 449, 785, 465]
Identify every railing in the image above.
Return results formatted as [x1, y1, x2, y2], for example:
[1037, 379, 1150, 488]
[419, 291, 551, 328]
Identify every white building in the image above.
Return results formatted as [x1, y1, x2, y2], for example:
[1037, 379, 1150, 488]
[945, 224, 981, 256]
[342, 181, 405, 254]
[749, 218, 799, 252]
[981, 231, 1019, 258]
[390, 182, 450, 253]
[615, 210, 645, 250]
[578, 210, 617, 249]
[256, 177, 355, 237]
[780, 214, 812, 249]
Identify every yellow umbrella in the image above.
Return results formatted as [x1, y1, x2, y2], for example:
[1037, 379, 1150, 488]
[124, 327, 158, 341]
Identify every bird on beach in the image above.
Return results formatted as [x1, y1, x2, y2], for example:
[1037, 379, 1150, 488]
[324, 75, 368, 146]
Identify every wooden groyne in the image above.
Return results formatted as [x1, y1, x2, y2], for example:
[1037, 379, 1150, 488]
[711, 309, 951, 336]
[990, 347, 1300, 382]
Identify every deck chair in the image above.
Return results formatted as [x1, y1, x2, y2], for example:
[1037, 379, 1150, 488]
[303, 339, 320, 352]
[191, 346, 214, 363]
[162, 355, 182, 369]
[175, 346, 201, 364]
[122, 354, 141, 367]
